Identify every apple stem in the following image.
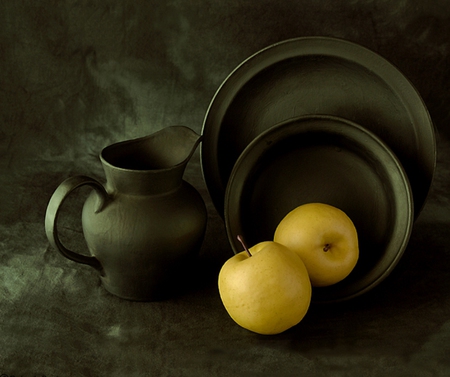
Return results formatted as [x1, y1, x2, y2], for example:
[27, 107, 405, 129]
[237, 235, 252, 257]
[323, 244, 330, 252]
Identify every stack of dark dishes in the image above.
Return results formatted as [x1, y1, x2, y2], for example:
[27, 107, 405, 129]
[200, 37, 436, 303]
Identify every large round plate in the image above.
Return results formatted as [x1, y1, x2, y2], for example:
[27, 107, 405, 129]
[225, 115, 414, 303]
[201, 37, 435, 218]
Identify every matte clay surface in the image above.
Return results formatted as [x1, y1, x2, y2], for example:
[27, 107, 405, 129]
[1, 1, 450, 376]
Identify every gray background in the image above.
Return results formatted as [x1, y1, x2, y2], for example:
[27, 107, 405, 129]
[1, 1, 450, 376]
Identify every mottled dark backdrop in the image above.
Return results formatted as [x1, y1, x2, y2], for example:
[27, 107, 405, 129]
[1, 1, 450, 376]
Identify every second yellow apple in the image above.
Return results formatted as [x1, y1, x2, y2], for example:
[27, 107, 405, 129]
[274, 203, 359, 287]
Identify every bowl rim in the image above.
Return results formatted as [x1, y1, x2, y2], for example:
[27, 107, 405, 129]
[224, 114, 414, 303]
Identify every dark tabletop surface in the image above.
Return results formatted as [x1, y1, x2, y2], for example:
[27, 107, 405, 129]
[1, 1, 450, 376]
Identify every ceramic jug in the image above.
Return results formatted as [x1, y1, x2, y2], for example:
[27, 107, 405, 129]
[45, 126, 207, 301]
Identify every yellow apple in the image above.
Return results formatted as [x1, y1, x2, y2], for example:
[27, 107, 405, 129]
[274, 203, 359, 287]
[218, 238, 311, 335]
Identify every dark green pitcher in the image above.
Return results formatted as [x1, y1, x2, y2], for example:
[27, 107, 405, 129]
[45, 126, 207, 301]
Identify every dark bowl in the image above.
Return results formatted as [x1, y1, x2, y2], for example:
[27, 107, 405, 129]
[224, 115, 414, 303]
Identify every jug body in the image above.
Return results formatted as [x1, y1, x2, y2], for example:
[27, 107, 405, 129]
[82, 180, 206, 300]
[45, 126, 207, 300]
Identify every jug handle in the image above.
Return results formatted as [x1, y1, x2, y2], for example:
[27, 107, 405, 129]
[45, 175, 108, 272]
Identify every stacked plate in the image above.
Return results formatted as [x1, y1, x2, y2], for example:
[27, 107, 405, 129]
[200, 37, 436, 303]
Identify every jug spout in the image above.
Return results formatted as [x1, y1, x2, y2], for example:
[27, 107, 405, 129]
[102, 126, 202, 171]
[155, 125, 203, 170]
[100, 126, 203, 195]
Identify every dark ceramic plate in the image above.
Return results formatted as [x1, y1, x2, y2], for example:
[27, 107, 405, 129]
[224, 115, 414, 303]
[201, 37, 435, 218]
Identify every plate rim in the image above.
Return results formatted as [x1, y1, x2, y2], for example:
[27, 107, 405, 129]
[201, 36, 436, 218]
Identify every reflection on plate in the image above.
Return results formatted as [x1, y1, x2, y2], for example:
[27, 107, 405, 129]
[201, 37, 435, 218]
[225, 115, 413, 303]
